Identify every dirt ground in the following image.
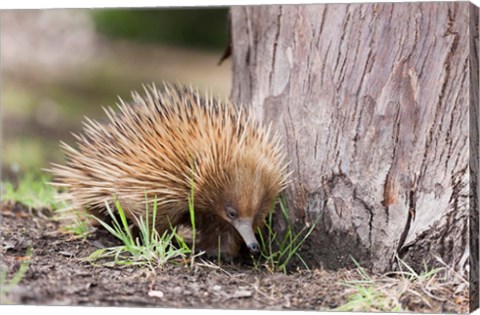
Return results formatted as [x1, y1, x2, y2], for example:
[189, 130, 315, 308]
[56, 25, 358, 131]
[0, 202, 469, 312]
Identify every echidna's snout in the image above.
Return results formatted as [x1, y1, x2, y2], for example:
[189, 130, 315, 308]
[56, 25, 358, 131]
[232, 218, 259, 254]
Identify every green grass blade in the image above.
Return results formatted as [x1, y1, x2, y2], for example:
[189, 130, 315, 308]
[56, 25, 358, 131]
[151, 196, 158, 244]
[113, 197, 135, 245]
[7, 247, 32, 287]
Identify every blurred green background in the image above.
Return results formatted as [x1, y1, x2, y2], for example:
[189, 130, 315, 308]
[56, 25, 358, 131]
[92, 8, 228, 49]
[1, 7, 231, 182]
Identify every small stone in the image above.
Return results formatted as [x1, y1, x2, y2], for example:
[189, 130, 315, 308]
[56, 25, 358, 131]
[148, 290, 164, 298]
[59, 251, 74, 257]
[232, 290, 252, 298]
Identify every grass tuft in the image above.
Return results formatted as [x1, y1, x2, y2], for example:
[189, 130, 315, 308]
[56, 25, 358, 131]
[1, 174, 62, 210]
[60, 209, 95, 239]
[253, 196, 317, 274]
[86, 197, 192, 270]
[0, 247, 32, 304]
[334, 256, 456, 312]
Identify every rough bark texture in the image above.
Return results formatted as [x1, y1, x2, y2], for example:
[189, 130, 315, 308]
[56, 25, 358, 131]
[230, 1, 478, 284]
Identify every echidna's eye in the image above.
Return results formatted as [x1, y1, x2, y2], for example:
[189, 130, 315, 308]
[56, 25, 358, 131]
[225, 206, 237, 219]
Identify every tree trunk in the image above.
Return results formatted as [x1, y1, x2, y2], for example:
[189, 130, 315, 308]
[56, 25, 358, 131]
[230, 2, 478, 287]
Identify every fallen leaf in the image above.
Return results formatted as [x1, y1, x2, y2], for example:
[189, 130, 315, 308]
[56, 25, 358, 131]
[1, 209, 13, 217]
[455, 296, 467, 304]
[15, 256, 32, 261]
[17, 212, 30, 218]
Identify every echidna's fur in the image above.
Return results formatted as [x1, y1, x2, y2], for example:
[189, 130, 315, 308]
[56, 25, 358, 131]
[51, 83, 289, 257]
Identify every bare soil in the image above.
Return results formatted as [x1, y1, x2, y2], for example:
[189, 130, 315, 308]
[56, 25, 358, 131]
[0, 203, 469, 312]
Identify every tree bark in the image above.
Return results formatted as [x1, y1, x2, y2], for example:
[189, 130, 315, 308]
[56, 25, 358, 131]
[230, 1, 478, 285]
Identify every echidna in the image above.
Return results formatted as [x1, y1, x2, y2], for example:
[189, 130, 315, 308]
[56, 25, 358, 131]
[51, 83, 289, 257]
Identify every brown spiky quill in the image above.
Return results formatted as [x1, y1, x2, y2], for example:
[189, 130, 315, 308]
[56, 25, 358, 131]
[50, 83, 289, 257]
